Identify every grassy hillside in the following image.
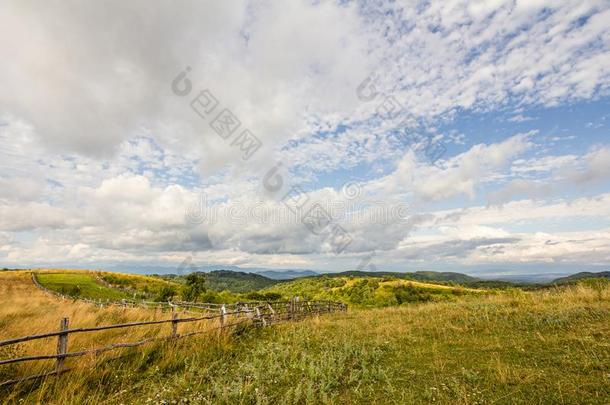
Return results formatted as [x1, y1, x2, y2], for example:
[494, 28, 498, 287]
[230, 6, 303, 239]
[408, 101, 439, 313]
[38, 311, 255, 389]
[36, 272, 130, 300]
[263, 275, 487, 307]
[99, 271, 182, 300]
[255, 269, 318, 280]
[1, 272, 608, 404]
[35, 270, 276, 304]
[161, 270, 280, 293]
[552, 271, 610, 284]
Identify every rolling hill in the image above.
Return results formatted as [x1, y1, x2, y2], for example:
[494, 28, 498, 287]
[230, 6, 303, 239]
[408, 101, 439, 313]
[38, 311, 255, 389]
[1, 269, 608, 404]
[325, 270, 479, 284]
[551, 271, 610, 284]
[262, 275, 487, 307]
[254, 269, 318, 280]
[158, 270, 280, 293]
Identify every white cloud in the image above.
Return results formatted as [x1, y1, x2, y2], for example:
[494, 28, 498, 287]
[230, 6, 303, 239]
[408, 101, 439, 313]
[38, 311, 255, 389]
[0, 0, 371, 175]
[572, 146, 610, 185]
[1, 1, 610, 272]
[376, 132, 534, 201]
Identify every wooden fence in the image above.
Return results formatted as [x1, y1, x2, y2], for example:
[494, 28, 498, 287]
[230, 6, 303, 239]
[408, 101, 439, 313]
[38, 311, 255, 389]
[0, 298, 347, 387]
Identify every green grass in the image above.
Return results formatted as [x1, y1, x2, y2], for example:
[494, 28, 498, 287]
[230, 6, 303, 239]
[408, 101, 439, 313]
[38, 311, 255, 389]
[159, 270, 280, 293]
[36, 270, 489, 307]
[36, 272, 130, 301]
[110, 283, 610, 404]
[99, 271, 182, 300]
[36, 270, 264, 303]
[8, 281, 609, 404]
[263, 275, 486, 308]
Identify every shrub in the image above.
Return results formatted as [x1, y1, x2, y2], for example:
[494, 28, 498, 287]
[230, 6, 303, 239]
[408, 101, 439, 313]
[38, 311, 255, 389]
[155, 285, 177, 302]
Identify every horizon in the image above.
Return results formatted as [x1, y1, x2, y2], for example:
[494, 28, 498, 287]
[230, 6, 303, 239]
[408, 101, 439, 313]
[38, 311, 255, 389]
[1, 1, 610, 275]
[3, 265, 608, 284]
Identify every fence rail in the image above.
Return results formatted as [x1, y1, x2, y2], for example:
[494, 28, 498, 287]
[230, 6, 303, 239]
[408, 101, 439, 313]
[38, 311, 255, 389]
[0, 298, 347, 387]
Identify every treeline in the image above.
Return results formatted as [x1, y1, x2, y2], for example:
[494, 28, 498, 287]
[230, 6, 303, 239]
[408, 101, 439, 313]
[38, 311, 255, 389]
[156, 270, 279, 293]
[103, 272, 282, 303]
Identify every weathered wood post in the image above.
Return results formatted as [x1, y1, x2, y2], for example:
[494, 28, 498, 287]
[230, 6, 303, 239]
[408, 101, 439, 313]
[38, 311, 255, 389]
[267, 303, 275, 324]
[255, 307, 265, 326]
[289, 298, 295, 320]
[220, 304, 226, 333]
[171, 304, 178, 337]
[55, 317, 69, 374]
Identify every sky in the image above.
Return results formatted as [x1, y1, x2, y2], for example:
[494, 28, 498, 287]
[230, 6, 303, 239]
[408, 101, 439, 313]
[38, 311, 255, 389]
[0, 0, 609, 277]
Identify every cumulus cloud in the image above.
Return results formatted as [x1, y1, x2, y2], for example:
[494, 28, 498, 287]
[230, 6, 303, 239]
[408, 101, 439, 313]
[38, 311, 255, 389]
[0, 0, 371, 173]
[571, 146, 610, 185]
[488, 145, 610, 204]
[1, 1, 610, 272]
[376, 131, 534, 201]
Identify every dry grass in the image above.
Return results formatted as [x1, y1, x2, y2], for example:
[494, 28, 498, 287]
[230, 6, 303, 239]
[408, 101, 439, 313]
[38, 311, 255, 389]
[0, 270, 230, 403]
[1, 272, 609, 404]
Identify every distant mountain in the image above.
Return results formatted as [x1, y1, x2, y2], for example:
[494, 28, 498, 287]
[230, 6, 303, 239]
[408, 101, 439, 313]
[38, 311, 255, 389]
[411, 271, 478, 283]
[326, 270, 478, 284]
[551, 271, 610, 284]
[255, 270, 318, 280]
[158, 269, 480, 291]
[108, 263, 319, 279]
[479, 273, 571, 283]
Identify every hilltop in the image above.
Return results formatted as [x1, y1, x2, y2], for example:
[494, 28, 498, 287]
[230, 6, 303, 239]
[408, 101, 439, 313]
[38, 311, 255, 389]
[261, 274, 487, 308]
[254, 269, 318, 280]
[551, 271, 610, 284]
[158, 270, 280, 293]
[28, 269, 487, 307]
[17, 268, 610, 310]
[324, 270, 478, 284]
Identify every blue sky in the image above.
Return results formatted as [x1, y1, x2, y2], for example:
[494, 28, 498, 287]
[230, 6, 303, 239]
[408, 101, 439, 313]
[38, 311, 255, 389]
[0, 0, 609, 276]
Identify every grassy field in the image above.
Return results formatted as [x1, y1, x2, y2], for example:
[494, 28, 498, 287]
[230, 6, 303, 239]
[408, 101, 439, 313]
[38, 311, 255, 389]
[34, 269, 491, 307]
[99, 271, 182, 300]
[263, 275, 487, 307]
[159, 270, 280, 293]
[35, 271, 131, 300]
[1, 270, 609, 404]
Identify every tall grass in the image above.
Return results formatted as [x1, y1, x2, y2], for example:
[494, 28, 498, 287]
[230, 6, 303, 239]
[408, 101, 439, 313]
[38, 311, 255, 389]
[0, 271, 228, 404]
[35, 272, 130, 300]
[1, 272, 609, 404]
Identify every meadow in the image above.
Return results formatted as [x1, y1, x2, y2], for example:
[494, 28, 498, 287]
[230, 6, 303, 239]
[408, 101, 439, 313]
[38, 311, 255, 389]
[35, 271, 131, 300]
[261, 275, 487, 307]
[0, 270, 609, 404]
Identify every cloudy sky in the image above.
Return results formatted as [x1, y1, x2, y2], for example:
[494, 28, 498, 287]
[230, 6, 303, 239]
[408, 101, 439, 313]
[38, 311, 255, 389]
[1, 0, 609, 276]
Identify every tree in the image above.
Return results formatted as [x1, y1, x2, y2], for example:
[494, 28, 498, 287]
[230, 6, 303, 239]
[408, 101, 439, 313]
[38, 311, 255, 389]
[182, 273, 207, 301]
[155, 285, 177, 302]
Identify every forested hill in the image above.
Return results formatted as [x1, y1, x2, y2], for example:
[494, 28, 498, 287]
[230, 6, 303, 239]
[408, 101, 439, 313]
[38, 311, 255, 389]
[157, 269, 482, 293]
[325, 270, 478, 284]
[551, 271, 610, 284]
[159, 270, 280, 293]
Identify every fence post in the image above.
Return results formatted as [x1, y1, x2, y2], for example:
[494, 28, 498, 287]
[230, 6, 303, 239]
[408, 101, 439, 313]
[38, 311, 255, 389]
[171, 304, 178, 337]
[267, 303, 275, 323]
[55, 317, 69, 374]
[220, 304, 226, 332]
[256, 307, 267, 327]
